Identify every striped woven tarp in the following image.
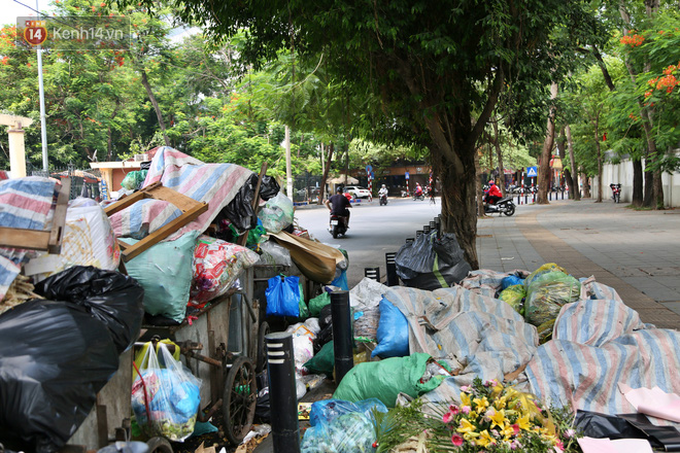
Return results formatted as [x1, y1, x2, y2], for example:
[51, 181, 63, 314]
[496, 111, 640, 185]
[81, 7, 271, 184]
[384, 269, 680, 422]
[110, 147, 254, 240]
[0, 177, 59, 300]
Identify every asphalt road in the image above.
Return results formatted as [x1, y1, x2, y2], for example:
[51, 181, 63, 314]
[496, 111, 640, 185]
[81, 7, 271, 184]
[294, 196, 442, 287]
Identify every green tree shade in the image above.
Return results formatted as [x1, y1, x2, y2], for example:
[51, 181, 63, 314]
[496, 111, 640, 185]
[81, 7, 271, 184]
[160, 0, 600, 268]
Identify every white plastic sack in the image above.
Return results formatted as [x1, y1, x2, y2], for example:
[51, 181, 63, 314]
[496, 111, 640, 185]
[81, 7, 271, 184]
[25, 200, 121, 281]
[349, 277, 389, 311]
[258, 192, 294, 234]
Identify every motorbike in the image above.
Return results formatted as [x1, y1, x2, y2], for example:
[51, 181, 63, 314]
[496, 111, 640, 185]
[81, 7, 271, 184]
[379, 193, 388, 205]
[483, 195, 516, 216]
[610, 183, 621, 203]
[328, 213, 348, 238]
[413, 191, 425, 201]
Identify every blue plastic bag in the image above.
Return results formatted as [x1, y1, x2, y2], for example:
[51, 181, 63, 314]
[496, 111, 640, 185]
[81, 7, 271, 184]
[501, 274, 525, 290]
[309, 398, 388, 427]
[266, 275, 301, 317]
[372, 297, 409, 358]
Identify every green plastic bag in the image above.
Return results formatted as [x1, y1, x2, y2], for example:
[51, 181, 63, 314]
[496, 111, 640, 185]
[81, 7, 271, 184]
[298, 281, 310, 319]
[121, 231, 199, 323]
[525, 270, 581, 326]
[499, 284, 526, 315]
[309, 292, 331, 317]
[303, 341, 334, 375]
[332, 352, 442, 407]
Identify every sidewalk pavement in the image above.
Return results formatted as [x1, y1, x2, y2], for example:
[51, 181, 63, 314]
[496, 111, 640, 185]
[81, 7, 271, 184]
[476, 198, 680, 329]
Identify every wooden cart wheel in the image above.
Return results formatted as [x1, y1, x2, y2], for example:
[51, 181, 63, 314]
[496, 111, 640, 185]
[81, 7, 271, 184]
[146, 437, 173, 453]
[223, 356, 257, 445]
[256, 321, 270, 373]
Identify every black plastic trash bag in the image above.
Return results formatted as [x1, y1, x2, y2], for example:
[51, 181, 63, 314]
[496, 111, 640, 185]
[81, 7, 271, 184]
[395, 230, 471, 290]
[0, 266, 144, 453]
[222, 173, 281, 232]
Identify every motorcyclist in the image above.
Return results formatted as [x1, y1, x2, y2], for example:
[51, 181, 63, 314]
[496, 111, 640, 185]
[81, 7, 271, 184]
[378, 184, 388, 199]
[325, 187, 351, 227]
[485, 180, 503, 204]
[414, 182, 423, 197]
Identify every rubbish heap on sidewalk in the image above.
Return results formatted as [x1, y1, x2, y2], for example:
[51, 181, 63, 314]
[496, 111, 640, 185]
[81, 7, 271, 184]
[0, 148, 352, 452]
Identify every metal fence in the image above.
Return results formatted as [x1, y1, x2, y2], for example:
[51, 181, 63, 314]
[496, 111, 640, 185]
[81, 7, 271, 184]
[29, 163, 103, 201]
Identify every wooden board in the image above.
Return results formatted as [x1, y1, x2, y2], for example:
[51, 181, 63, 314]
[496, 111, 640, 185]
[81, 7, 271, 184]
[104, 182, 208, 262]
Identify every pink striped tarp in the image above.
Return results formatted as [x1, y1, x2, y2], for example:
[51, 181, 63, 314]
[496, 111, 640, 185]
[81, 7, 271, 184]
[110, 147, 254, 240]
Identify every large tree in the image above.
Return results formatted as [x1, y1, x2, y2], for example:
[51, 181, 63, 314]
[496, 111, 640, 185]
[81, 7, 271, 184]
[162, 0, 591, 268]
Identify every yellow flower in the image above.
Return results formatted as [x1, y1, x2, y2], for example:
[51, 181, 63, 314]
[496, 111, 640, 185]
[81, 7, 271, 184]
[460, 391, 471, 407]
[492, 382, 505, 397]
[490, 409, 507, 429]
[457, 418, 477, 435]
[463, 432, 480, 441]
[501, 424, 517, 440]
[477, 430, 496, 448]
[473, 396, 490, 410]
[505, 387, 518, 400]
[517, 414, 531, 431]
[494, 395, 508, 410]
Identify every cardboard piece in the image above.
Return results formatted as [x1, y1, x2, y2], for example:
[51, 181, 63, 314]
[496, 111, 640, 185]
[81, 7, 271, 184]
[270, 231, 346, 284]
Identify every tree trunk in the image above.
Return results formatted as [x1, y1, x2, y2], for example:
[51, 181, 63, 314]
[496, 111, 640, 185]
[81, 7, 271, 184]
[139, 68, 171, 147]
[476, 149, 484, 217]
[492, 118, 506, 196]
[582, 174, 591, 198]
[565, 124, 580, 201]
[594, 113, 603, 203]
[319, 143, 334, 204]
[537, 82, 558, 204]
[632, 158, 643, 206]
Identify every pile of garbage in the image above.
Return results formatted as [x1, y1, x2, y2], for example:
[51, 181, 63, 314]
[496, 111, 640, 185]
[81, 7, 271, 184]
[270, 259, 680, 452]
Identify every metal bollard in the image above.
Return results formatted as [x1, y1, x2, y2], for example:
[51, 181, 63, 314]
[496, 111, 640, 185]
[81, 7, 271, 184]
[423, 225, 431, 234]
[429, 220, 437, 231]
[405, 237, 415, 244]
[364, 267, 380, 282]
[415, 230, 424, 238]
[266, 332, 301, 453]
[331, 291, 354, 383]
[385, 252, 399, 286]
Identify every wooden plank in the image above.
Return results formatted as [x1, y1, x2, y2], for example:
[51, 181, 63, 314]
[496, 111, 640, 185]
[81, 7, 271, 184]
[48, 177, 71, 254]
[143, 185, 201, 212]
[238, 162, 268, 247]
[120, 201, 208, 261]
[0, 227, 50, 250]
[103, 182, 161, 216]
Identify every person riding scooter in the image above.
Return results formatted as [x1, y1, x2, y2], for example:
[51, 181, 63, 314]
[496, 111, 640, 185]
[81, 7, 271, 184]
[378, 184, 388, 204]
[325, 187, 351, 228]
[485, 180, 503, 204]
[414, 182, 423, 197]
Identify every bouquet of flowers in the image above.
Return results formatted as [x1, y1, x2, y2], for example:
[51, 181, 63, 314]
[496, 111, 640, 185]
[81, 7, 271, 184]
[425, 378, 578, 452]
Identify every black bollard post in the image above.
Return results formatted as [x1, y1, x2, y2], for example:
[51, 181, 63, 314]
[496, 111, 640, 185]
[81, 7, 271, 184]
[364, 267, 381, 282]
[405, 237, 415, 244]
[429, 220, 437, 231]
[415, 230, 424, 238]
[423, 225, 431, 234]
[266, 332, 301, 453]
[331, 291, 354, 383]
[385, 252, 399, 287]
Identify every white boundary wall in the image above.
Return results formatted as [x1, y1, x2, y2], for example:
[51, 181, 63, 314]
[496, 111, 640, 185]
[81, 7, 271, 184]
[593, 158, 680, 207]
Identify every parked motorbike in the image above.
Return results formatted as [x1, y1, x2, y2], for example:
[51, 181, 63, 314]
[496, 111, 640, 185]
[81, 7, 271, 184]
[379, 194, 388, 206]
[328, 213, 348, 238]
[483, 196, 516, 216]
[610, 183, 621, 203]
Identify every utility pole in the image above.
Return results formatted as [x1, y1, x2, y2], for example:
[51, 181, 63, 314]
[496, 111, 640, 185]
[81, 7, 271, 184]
[285, 125, 293, 199]
[37, 0, 48, 171]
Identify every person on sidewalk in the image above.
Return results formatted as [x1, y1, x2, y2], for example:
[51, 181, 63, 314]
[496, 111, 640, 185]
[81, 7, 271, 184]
[325, 187, 352, 227]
